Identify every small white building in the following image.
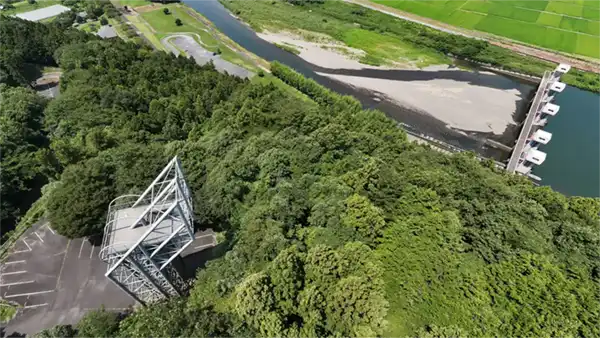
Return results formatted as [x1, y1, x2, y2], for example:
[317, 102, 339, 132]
[525, 149, 547, 166]
[516, 149, 547, 175]
[541, 103, 560, 116]
[549, 81, 566, 92]
[531, 129, 552, 145]
[555, 63, 571, 75]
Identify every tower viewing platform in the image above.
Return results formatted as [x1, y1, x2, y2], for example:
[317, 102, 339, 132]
[99, 156, 195, 304]
[506, 64, 570, 178]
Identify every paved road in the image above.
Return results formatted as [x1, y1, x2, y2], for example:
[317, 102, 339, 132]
[162, 34, 253, 79]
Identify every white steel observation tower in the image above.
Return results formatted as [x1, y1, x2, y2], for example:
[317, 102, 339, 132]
[99, 156, 194, 305]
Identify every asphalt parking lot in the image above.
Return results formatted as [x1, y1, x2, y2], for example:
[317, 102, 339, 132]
[163, 34, 254, 79]
[1, 221, 132, 336]
[1, 221, 217, 336]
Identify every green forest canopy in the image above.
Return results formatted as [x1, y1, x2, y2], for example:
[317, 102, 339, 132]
[1, 15, 599, 338]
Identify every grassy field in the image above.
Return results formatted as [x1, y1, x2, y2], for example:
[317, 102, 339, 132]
[1, 0, 60, 15]
[126, 14, 166, 50]
[221, 0, 448, 68]
[371, 0, 600, 58]
[139, 4, 259, 71]
[113, 0, 151, 9]
[141, 5, 217, 44]
[78, 21, 101, 33]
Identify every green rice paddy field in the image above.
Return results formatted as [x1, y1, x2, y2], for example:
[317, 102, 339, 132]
[371, 0, 600, 58]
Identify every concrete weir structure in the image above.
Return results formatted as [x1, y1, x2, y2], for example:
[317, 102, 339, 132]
[506, 63, 570, 180]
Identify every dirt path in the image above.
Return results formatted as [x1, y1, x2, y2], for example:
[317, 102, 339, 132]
[346, 0, 600, 73]
[133, 3, 161, 13]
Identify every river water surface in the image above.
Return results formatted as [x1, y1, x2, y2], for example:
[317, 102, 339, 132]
[533, 86, 600, 197]
[184, 0, 599, 197]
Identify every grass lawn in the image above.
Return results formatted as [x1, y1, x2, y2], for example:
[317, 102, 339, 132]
[2, 0, 60, 15]
[126, 14, 166, 51]
[78, 21, 101, 33]
[343, 28, 445, 67]
[108, 17, 130, 39]
[142, 5, 217, 45]
[371, 0, 600, 58]
[114, 0, 152, 9]
[140, 4, 258, 70]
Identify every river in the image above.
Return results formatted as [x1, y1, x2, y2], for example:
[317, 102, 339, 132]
[533, 86, 600, 197]
[181, 0, 533, 158]
[183, 0, 599, 197]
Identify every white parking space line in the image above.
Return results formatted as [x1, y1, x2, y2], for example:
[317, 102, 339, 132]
[4, 260, 25, 265]
[12, 249, 31, 254]
[22, 238, 32, 251]
[5, 289, 54, 298]
[23, 303, 48, 309]
[1, 271, 26, 276]
[89, 245, 95, 259]
[56, 240, 71, 289]
[78, 239, 86, 258]
[0, 280, 34, 287]
[34, 231, 44, 243]
[45, 223, 56, 235]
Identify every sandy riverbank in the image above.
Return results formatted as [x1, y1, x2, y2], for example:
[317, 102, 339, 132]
[259, 31, 529, 135]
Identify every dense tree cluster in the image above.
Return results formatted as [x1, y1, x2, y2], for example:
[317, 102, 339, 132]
[0, 16, 89, 86]
[2, 17, 599, 337]
[61, 0, 119, 20]
[0, 85, 50, 232]
[222, 243, 388, 337]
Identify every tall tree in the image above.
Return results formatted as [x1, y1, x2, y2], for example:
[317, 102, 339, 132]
[0, 84, 48, 228]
